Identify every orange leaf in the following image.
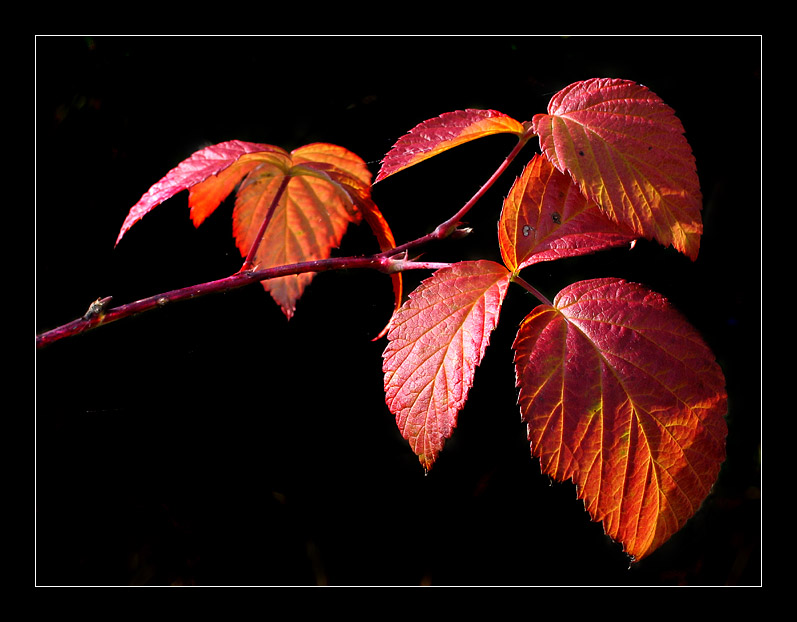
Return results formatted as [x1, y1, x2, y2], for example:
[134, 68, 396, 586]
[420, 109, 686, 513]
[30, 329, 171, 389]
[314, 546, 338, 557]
[382, 261, 511, 471]
[117, 140, 399, 324]
[232, 155, 364, 319]
[499, 153, 637, 272]
[375, 109, 525, 183]
[513, 278, 727, 560]
[531, 78, 703, 260]
[292, 142, 372, 186]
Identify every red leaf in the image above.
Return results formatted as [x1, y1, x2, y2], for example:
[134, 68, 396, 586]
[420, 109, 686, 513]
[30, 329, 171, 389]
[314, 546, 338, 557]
[531, 78, 703, 260]
[382, 261, 511, 471]
[499, 153, 637, 272]
[513, 278, 727, 560]
[116, 140, 288, 245]
[375, 109, 525, 183]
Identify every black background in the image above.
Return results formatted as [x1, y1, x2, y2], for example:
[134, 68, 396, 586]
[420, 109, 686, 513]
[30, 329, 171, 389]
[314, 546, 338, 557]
[35, 35, 760, 586]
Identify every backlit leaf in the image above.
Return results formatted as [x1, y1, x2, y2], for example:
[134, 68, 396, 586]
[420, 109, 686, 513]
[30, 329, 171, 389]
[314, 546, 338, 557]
[232, 144, 372, 318]
[499, 153, 637, 273]
[116, 140, 399, 324]
[116, 140, 287, 245]
[383, 261, 511, 471]
[375, 109, 525, 183]
[291, 142, 373, 185]
[531, 78, 703, 260]
[513, 278, 727, 560]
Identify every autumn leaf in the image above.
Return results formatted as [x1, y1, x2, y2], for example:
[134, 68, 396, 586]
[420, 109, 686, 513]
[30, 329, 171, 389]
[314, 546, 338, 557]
[382, 261, 511, 471]
[531, 78, 703, 260]
[499, 153, 637, 273]
[375, 109, 525, 183]
[116, 140, 399, 323]
[231, 143, 374, 318]
[116, 140, 287, 245]
[512, 278, 727, 561]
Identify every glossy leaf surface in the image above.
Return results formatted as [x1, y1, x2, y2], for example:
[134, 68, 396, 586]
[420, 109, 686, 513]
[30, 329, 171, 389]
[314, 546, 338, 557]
[375, 109, 524, 183]
[499, 153, 637, 272]
[513, 278, 727, 560]
[383, 261, 511, 471]
[531, 78, 703, 260]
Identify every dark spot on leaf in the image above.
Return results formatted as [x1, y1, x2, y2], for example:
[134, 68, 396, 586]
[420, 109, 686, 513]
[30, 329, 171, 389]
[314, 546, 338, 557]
[552, 212, 561, 225]
[579, 150, 585, 156]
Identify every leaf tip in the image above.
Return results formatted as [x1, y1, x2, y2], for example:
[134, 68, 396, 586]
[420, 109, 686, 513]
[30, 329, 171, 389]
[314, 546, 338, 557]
[419, 453, 435, 474]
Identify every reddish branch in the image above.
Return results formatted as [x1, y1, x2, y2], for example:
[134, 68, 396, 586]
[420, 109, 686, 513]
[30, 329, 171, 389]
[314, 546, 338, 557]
[37, 252, 430, 349]
[36, 134, 533, 349]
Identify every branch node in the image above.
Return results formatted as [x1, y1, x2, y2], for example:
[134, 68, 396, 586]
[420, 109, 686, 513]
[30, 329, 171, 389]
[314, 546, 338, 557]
[82, 296, 113, 321]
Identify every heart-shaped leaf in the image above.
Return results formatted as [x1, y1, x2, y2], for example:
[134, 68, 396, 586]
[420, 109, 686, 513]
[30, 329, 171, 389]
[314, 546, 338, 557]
[375, 109, 525, 183]
[499, 153, 637, 273]
[383, 260, 511, 471]
[531, 78, 703, 260]
[513, 277, 727, 560]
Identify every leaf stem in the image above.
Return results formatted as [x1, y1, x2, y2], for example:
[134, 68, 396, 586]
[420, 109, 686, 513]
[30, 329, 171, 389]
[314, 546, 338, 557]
[386, 259, 451, 273]
[385, 134, 531, 257]
[511, 273, 554, 307]
[435, 134, 531, 238]
[240, 174, 292, 272]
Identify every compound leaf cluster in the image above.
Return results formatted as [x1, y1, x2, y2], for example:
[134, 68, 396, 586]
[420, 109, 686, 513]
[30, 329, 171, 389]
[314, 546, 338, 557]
[114, 78, 727, 562]
[376, 78, 726, 560]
